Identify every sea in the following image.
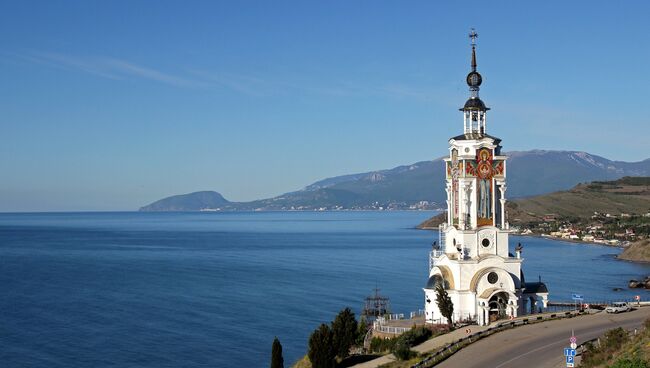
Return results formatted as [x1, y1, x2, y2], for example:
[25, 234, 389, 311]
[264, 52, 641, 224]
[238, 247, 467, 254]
[1, 211, 648, 367]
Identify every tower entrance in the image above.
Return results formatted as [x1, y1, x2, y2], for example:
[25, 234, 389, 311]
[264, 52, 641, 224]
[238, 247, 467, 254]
[488, 291, 509, 322]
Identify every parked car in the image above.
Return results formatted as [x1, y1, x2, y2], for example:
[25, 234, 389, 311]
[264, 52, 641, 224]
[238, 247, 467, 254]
[606, 302, 631, 314]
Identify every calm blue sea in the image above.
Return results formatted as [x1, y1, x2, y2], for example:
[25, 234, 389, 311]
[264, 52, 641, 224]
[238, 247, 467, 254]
[1, 211, 648, 367]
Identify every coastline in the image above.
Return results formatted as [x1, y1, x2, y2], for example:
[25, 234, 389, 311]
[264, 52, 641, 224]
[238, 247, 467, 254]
[417, 225, 626, 248]
[418, 225, 650, 266]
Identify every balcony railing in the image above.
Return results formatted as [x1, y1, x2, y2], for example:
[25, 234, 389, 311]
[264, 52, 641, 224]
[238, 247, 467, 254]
[429, 250, 444, 270]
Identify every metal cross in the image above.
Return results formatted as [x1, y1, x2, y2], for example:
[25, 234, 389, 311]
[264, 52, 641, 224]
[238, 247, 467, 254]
[469, 28, 478, 45]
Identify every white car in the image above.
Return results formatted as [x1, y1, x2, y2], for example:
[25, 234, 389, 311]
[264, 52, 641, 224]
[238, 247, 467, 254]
[605, 302, 631, 314]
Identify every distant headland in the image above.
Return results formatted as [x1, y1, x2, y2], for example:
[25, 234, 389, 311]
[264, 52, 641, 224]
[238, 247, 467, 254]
[139, 150, 650, 212]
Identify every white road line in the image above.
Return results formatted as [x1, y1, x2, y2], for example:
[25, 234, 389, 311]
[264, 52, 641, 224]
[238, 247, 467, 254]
[494, 339, 565, 368]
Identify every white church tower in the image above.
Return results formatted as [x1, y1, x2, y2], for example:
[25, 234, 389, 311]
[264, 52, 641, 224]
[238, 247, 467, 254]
[424, 30, 548, 326]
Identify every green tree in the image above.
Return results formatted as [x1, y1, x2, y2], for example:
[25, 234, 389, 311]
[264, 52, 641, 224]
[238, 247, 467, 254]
[308, 323, 336, 368]
[356, 318, 368, 346]
[270, 337, 283, 368]
[331, 307, 358, 359]
[435, 283, 454, 326]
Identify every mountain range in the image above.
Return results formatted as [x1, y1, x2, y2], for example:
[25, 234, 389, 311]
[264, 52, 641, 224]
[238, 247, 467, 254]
[139, 150, 650, 211]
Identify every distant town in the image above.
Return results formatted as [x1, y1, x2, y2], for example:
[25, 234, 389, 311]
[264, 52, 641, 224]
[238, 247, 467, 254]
[512, 211, 650, 247]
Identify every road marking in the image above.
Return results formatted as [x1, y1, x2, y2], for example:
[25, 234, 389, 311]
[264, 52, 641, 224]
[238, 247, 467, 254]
[494, 339, 566, 368]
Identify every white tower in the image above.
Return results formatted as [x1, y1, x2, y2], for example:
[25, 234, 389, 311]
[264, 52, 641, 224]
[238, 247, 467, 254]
[424, 30, 548, 326]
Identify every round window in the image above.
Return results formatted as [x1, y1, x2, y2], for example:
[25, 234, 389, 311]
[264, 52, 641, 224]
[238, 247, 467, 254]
[482, 238, 490, 248]
[487, 272, 498, 284]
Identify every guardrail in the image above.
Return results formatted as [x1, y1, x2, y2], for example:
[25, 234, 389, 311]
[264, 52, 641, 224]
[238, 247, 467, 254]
[411, 310, 588, 368]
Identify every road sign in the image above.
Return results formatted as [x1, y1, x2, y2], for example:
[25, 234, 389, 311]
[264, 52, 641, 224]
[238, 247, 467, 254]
[570, 336, 577, 344]
[571, 293, 583, 300]
[570, 342, 577, 349]
[566, 355, 575, 364]
[636, 295, 641, 301]
[564, 348, 576, 356]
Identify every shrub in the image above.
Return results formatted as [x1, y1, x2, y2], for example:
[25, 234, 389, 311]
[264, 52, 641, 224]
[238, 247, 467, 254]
[369, 336, 397, 353]
[603, 327, 628, 352]
[398, 326, 433, 347]
[610, 356, 648, 368]
[392, 339, 415, 361]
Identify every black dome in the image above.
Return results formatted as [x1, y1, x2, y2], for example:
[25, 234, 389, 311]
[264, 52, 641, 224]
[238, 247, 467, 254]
[524, 282, 548, 293]
[461, 97, 489, 111]
[425, 274, 448, 289]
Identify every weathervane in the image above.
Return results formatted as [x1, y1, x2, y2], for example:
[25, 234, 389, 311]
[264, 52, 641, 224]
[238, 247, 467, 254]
[469, 28, 478, 46]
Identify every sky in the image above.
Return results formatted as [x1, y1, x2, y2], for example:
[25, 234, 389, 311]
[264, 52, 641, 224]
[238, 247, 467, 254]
[1, 1, 649, 211]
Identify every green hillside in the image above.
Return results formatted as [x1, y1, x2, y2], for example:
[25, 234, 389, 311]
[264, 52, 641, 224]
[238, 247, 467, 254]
[418, 177, 650, 228]
[508, 177, 650, 223]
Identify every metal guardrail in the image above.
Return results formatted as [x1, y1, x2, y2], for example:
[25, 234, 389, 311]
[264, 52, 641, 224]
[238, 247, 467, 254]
[411, 310, 587, 368]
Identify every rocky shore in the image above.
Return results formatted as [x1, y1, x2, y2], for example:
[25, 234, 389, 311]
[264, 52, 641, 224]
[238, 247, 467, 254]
[618, 239, 650, 263]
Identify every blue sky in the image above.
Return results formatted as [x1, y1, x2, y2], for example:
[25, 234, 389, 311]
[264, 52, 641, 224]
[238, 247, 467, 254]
[1, 1, 649, 211]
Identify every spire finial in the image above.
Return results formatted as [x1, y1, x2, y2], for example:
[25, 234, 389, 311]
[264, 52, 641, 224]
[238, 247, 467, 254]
[469, 28, 478, 46]
[469, 28, 478, 72]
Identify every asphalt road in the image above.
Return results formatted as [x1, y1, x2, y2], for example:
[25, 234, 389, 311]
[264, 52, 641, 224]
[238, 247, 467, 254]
[437, 307, 650, 368]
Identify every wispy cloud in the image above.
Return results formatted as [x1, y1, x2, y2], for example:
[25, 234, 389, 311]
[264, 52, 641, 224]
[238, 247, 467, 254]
[11, 50, 453, 102]
[14, 51, 205, 88]
[188, 70, 276, 96]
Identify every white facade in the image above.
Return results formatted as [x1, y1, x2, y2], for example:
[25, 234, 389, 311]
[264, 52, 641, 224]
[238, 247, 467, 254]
[424, 32, 548, 326]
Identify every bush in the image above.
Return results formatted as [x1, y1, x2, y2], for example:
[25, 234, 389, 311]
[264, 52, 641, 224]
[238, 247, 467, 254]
[398, 326, 433, 347]
[393, 339, 415, 361]
[581, 328, 633, 368]
[610, 356, 648, 368]
[369, 336, 397, 353]
[603, 327, 628, 352]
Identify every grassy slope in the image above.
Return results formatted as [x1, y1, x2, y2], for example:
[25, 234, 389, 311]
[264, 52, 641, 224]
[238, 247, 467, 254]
[418, 177, 650, 228]
[581, 321, 650, 367]
[508, 178, 650, 222]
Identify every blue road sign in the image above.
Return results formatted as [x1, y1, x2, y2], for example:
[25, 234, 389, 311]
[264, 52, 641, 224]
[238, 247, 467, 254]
[571, 293, 583, 300]
[564, 348, 576, 356]
[566, 356, 575, 364]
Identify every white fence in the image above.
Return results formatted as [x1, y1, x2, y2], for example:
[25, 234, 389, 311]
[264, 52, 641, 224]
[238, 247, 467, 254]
[374, 325, 412, 334]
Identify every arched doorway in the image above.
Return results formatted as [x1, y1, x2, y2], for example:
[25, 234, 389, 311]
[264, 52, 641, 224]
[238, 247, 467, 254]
[528, 296, 537, 314]
[488, 291, 509, 322]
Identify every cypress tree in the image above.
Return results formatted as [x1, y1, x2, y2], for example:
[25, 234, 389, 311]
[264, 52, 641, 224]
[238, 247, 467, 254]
[270, 337, 283, 368]
[308, 323, 336, 368]
[331, 307, 358, 359]
[436, 283, 454, 326]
